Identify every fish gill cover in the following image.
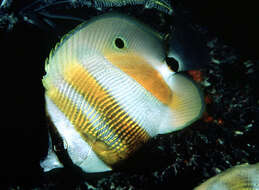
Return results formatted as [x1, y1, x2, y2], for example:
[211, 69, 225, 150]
[0, 0, 259, 189]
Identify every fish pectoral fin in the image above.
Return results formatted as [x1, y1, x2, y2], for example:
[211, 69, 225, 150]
[160, 73, 205, 133]
[40, 132, 64, 172]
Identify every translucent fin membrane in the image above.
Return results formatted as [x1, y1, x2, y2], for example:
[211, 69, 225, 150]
[159, 73, 204, 134]
[40, 132, 64, 172]
[168, 74, 204, 130]
[144, 0, 173, 15]
[17, 0, 84, 30]
[93, 0, 173, 14]
[93, 0, 143, 7]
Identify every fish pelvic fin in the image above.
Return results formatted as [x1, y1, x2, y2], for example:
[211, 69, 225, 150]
[40, 132, 64, 172]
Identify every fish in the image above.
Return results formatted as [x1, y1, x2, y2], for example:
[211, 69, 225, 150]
[194, 163, 259, 190]
[0, 0, 172, 32]
[93, 0, 173, 15]
[41, 12, 204, 173]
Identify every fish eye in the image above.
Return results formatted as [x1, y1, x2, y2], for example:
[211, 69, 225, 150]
[165, 56, 179, 72]
[114, 37, 125, 49]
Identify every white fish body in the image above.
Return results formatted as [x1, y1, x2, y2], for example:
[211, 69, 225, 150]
[41, 13, 204, 173]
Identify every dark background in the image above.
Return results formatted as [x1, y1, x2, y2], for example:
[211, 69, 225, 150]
[178, 0, 259, 60]
[1, 0, 258, 189]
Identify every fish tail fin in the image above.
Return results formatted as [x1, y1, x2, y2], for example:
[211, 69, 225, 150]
[159, 73, 204, 133]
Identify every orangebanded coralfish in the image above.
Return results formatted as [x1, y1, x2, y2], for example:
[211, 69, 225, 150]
[41, 13, 204, 173]
[194, 163, 259, 190]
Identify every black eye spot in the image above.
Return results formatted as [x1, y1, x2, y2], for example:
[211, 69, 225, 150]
[115, 38, 125, 49]
[165, 56, 179, 72]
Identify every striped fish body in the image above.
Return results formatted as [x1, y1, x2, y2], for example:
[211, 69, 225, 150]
[194, 163, 259, 190]
[41, 13, 204, 173]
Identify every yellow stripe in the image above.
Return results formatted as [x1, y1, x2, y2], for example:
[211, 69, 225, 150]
[75, 78, 94, 128]
[111, 119, 139, 150]
[89, 99, 120, 137]
[125, 123, 144, 145]
[62, 60, 150, 155]
[104, 111, 136, 150]
[45, 59, 152, 166]
[91, 101, 124, 141]
[46, 83, 91, 129]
